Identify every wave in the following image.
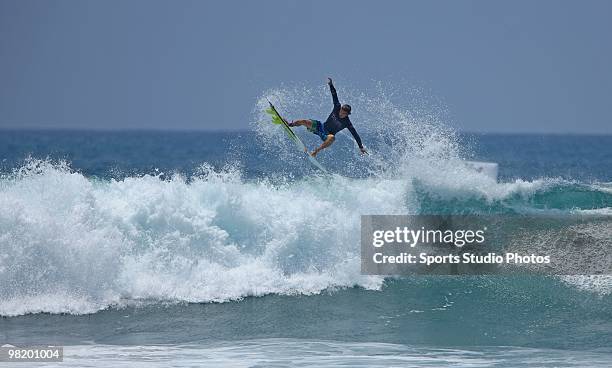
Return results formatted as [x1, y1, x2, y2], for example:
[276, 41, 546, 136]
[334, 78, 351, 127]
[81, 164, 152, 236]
[2, 85, 610, 316]
[1, 159, 611, 316]
[1, 160, 388, 316]
[414, 175, 612, 214]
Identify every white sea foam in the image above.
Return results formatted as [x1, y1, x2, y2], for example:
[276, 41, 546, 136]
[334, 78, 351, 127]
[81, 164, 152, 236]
[1, 160, 397, 316]
[8, 339, 611, 368]
[2, 85, 610, 316]
[2, 158, 609, 316]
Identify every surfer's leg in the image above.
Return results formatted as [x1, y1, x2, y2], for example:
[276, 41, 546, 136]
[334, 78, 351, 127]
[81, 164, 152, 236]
[311, 134, 335, 157]
[288, 119, 312, 129]
[320, 134, 335, 150]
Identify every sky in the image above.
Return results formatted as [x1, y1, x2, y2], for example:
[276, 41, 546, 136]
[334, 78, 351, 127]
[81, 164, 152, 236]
[0, 0, 610, 134]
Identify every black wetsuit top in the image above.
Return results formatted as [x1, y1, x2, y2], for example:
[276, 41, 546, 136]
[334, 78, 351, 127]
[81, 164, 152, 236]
[323, 82, 363, 149]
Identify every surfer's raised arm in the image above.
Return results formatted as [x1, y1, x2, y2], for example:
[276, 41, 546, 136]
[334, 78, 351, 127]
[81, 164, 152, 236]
[328, 77, 341, 109]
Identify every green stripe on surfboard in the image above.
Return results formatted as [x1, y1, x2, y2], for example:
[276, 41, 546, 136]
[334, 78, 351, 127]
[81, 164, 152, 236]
[265, 107, 300, 143]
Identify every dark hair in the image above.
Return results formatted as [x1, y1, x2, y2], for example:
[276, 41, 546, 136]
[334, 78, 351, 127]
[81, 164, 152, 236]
[341, 104, 352, 114]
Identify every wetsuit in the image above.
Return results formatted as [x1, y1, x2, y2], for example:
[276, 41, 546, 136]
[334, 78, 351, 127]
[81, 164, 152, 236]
[308, 82, 363, 149]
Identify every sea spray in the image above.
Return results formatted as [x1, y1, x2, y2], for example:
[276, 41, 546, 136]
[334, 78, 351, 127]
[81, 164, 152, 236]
[1, 159, 396, 316]
[2, 84, 611, 316]
[252, 81, 464, 179]
[2, 158, 611, 316]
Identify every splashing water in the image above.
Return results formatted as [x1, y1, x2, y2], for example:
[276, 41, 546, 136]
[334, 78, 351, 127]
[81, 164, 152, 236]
[1, 83, 611, 316]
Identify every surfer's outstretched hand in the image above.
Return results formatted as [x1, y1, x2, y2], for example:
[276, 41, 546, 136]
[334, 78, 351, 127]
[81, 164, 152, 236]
[327, 77, 332, 85]
[360, 147, 368, 155]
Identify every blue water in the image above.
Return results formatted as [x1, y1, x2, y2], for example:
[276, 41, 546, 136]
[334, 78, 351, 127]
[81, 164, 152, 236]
[1, 117, 611, 365]
[2, 130, 611, 181]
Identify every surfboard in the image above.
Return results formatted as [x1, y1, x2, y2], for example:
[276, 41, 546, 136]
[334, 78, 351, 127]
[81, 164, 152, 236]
[266, 100, 328, 173]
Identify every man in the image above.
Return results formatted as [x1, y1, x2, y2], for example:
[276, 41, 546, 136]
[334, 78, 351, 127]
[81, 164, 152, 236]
[288, 78, 367, 157]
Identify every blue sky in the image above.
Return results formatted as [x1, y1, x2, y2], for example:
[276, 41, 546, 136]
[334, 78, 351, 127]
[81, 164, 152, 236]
[1, 0, 610, 133]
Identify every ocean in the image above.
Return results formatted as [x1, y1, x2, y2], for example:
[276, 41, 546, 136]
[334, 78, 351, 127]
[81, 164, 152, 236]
[1, 95, 611, 366]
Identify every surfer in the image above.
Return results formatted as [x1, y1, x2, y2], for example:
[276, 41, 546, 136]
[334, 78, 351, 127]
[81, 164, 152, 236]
[287, 78, 367, 157]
